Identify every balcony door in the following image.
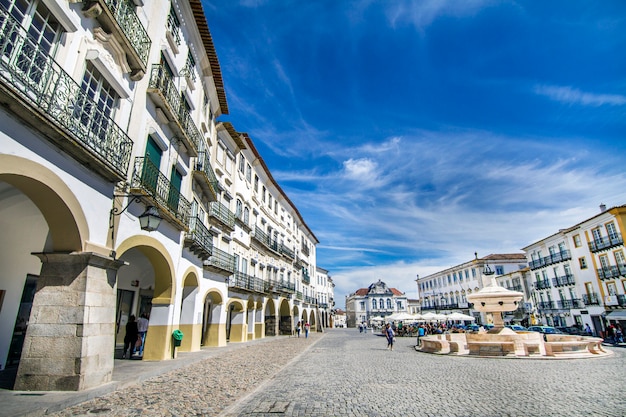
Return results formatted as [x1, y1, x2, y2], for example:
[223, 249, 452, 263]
[167, 165, 182, 213]
[143, 136, 162, 193]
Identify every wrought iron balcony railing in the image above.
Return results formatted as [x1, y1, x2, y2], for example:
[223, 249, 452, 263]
[537, 301, 556, 310]
[528, 250, 572, 270]
[147, 64, 200, 156]
[552, 274, 576, 287]
[209, 201, 235, 229]
[296, 291, 303, 300]
[184, 216, 213, 260]
[279, 244, 295, 259]
[85, 0, 151, 77]
[252, 226, 279, 252]
[506, 285, 523, 292]
[534, 280, 551, 290]
[582, 293, 600, 306]
[229, 271, 265, 293]
[0, 7, 132, 181]
[192, 151, 219, 200]
[204, 247, 235, 274]
[597, 264, 626, 280]
[589, 233, 623, 252]
[131, 157, 190, 229]
[557, 299, 584, 309]
[301, 244, 310, 256]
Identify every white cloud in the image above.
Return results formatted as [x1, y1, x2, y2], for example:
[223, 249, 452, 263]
[385, 0, 494, 30]
[534, 84, 626, 107]
[342, 158, 378, 181]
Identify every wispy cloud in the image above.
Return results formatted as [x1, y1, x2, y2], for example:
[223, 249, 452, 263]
[534, 84, 626, 106]
[384, 0, 494, 30]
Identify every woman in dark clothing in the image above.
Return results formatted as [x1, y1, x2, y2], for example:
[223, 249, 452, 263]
[123, 315, 139, 359]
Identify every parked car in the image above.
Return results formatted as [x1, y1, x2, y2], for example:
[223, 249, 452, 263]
[556, 326, 584, 335]
[527, 326, 563, 334]
[505, 324, 527, 331]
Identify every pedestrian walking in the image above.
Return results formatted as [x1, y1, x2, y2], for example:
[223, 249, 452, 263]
[417, 324, 425, 347]
[385, 323, 395, 351]
[304, 321, 310, 338]
[136, 313, 149, 356]
[584, 323, 592, 335]
[296, 321, 302, 337]
[123, 315, 139, 359]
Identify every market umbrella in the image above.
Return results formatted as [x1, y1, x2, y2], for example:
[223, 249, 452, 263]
[445, 312, 476, 321]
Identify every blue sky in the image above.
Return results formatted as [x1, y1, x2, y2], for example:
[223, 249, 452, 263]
[203, 0, 626, 308]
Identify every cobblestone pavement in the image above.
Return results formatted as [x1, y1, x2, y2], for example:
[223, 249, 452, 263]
[221, 329, 626, 417]
[38, 329, 626, 417]
[47, 333, 322, 417]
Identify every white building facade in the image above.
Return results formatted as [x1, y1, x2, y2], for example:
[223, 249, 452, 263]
[522, 205, 626, 337]
[0, 0, 322, 391]
[345, 280, 408, 328]
[416, 254, 528, 324]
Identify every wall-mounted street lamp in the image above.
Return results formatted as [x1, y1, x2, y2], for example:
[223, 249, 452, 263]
[110, 196, 162, 259]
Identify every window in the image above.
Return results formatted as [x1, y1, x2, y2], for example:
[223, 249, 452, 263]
[184, 51, 196, 82]
[379, 299, 384, 309]
[386, 299, 392, 309]
[243, 207, 249, 224]
[615, 250, 625, 266]
[246, 163, 251, 182]
[262, 186, 266, 203]
[238, 155, 245, 174]
[359, 301, 365, 310]
[167, 5, 181, 46]
[235, 199, 243, 218]
[606, 222, 618, 239]
[372, 299, 376, 309]
[495, 265, 504, 275]
[1, 0, 62, 83]
[579, 257, 587, 269]
[254, 175, 259, 192]
[573, 234, 582, 247]
[216, 143, 225, 165]
[77, 62, 119, 141]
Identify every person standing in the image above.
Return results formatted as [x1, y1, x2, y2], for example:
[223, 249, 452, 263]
[304, 321, 310, 338]
[123, 315, 139, 359]
[136, 313, 149, 356]
[385, 323, 395, 351]
[417, 324, 425, 347]
[296, 321, 302, 338]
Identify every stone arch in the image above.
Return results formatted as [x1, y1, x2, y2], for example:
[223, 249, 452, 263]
[179, 268, 200, 352]
[309, 310, 316, 330]
[278, 298, 292, 335]
[264, 298, 277, 336]
[201, 288, 225, 347]
[0, 155, 89, 252]
[226, 298, 246, 342]
[115, 236, 175, 360]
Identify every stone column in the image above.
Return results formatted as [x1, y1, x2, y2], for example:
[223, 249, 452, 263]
[14, 252, 125, 391]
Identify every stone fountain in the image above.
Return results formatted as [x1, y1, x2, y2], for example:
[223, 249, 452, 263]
[417, 274, 610, 358]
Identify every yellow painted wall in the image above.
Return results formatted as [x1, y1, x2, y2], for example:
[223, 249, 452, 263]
[229, 323, 247, 343]
[142, 324, 174, 361]
[178, 323, 202, 352]
[255, 323, 264, 339]
[204, 323, 227, 347]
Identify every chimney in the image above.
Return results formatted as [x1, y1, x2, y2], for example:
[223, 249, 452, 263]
[600, 203, 607, 212]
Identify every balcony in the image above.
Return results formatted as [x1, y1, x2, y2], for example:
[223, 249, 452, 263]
[252, 226, 279, 253]
[229, 272, 265, 294]
[537, 301, 556, 310]
[304, 295, 317, 305]
[192, 151, 219, 201]
[130, 157, 190, 229]
[534, 280, 551, 290]
[589, 233, 623, 253]
[528, 250, 572, 270]
[208, 201, 235, 231]
[618, 294, 626, 307]
[582, 293, 600, 306]
[204, 247, 235, 275]
[597, 264, 626, 280]
[439, 303, 459, 311]
[83, 0, 151, 78]
[296, 291, 303, 300]
[557, 299, 584, 309]
[506, 285, 523, 292]
[0, 7, 132, 182]
[279, 243, 295, 260]
[552, 274, 576, 287]
[184, 216, 212, 260]
[265, 280, 295, 295]
[147, 64, 201, 156]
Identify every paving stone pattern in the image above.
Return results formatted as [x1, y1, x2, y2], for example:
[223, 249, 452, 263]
[50, 329, 625, 417]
